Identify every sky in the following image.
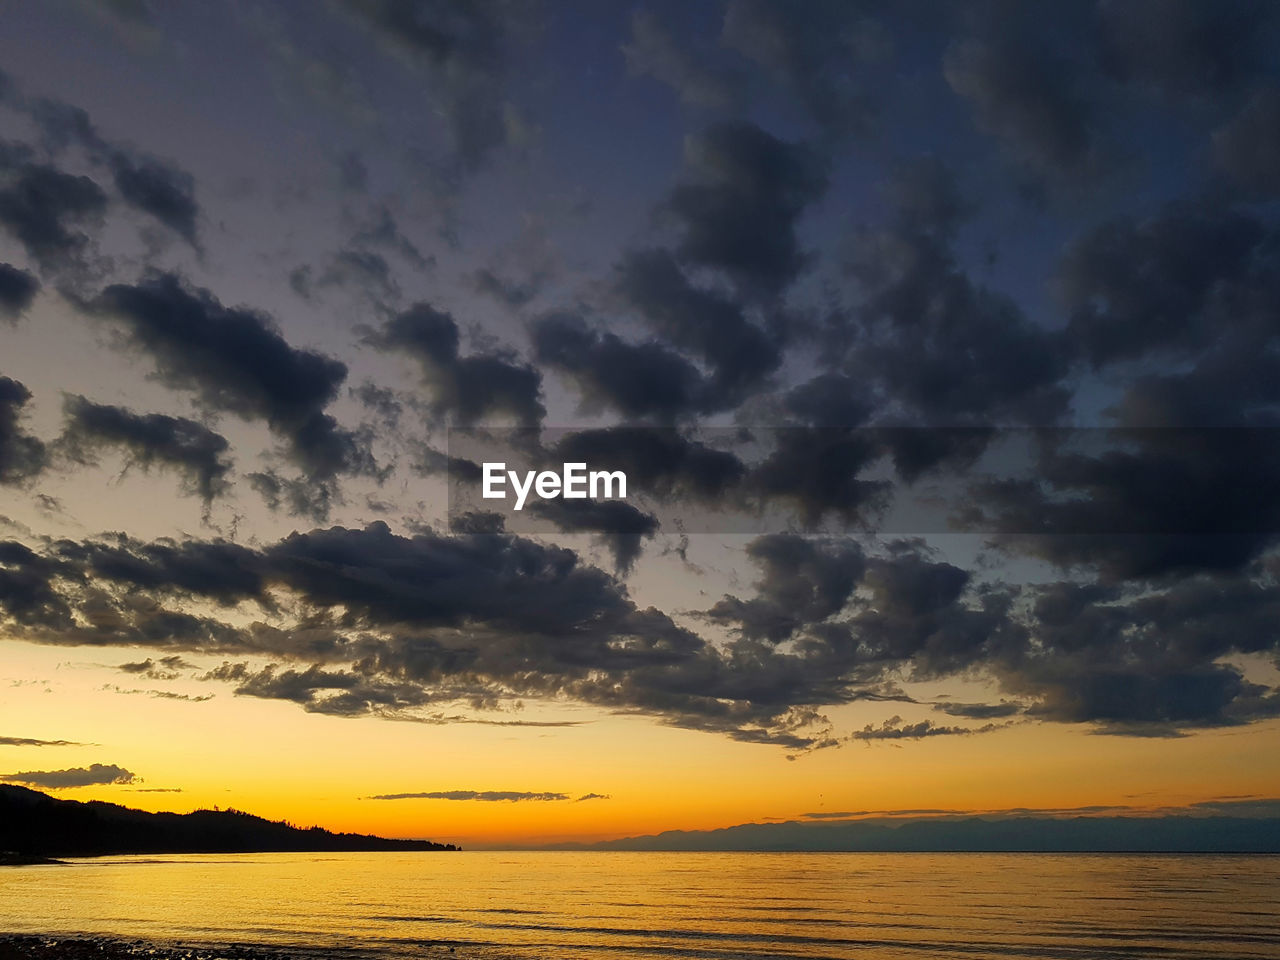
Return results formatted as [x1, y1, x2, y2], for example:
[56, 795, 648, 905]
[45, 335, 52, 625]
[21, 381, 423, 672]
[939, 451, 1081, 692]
[1, 0, 1280, 849]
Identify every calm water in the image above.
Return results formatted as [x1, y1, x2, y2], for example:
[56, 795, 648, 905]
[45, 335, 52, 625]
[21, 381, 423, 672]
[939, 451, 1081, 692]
[2, 852, 1278, 960]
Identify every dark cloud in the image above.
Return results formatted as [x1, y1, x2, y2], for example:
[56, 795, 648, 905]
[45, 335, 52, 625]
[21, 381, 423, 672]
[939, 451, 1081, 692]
[744, 428, 890, 528]
[350, 382, 404, 431]
[1214, 88, 1280, 197]
[0, 539, 73, 629]
[60, 396, 233, 506]
[0, 736, 86, 747]
[575, 793, 610, 802]
[981, 571, 1280, 735]
[721, 0, 886, 136]
[780, 373, 875, 429]
[1096, 0, 1277, 100]
[530, 312, 713, 421]
[469, 267, 539, 308]
[0, 377, 48, 485]
[108, 686, 214, 703]
[932, 700, 1024, 719]
[368, 302, 544, 426]
[0, 154, 108, 271]
[447, 510, 505, 535]
[82, 273, 378, 512]
[944, 20, 1104, 180]
[623, 8, 742, 110]
[19, 94, 200, 247]
[367, 790, 573, 802]
[109, 153, 199, 246]
[972, 427, 1280, 581]
[617, 250, 782, 404]
[201, 661, 438, 717]
[708, 534, 864, 642]
[298, 249, 398, 302]
[837, 160, 1072, 424]
[550, 428, 745, 504]
[1061, 206, 1268, 368]
[118, 655, 194, 680]
[2, 518, 1278, 743]
[0, 262, 39, 322]
[0, 762, 136, 788]
[526, 497, 659, 575]
[850, 716, 1009, 741]
[60, 534, 265, 606]
[352, 205, 430, 270]
[1014, 662, 1280, 737]
[663, 121, 827, 300]
[337, 0, 522, 170]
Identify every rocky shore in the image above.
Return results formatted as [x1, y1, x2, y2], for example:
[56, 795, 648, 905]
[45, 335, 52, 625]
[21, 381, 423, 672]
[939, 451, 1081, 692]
[0, 938, 316, 960]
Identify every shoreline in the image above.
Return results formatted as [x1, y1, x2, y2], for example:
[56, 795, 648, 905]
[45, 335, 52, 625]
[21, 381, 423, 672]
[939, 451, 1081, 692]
[0, 936, 474, 960]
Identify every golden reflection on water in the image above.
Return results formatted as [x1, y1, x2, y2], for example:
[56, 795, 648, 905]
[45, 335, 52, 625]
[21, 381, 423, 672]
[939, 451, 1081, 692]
[2, 852, 1279, 959]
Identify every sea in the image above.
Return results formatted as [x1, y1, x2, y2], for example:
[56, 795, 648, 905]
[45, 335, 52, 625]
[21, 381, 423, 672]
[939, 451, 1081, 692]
[2, 851, 1278, 960]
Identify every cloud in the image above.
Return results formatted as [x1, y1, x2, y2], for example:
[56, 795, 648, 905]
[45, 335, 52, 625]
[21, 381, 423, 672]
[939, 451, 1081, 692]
[107, 686, 214, 702]
[0, 263, 39, 322]
[1061, 206, 1266, 369]
[118, 655, 194, 680]
[469, 267, 539, 308]
[108, 153, 199, 247]
[81, 273, 378, 514]
[60, 396, 233, 506]
[721, 0, 885, 137]
[351, 205, 430, 270]
[550, 428, 744, 503]
[932, 700, 1025, 719]
[336, 0, 525, 170]
[831, 160, 1071, 425]
[943, 15, 1106, 181]
[526, 497, 659, 575]
[0, 539, 73, 628]
[623, 9, 741, 110]
[0, 377, 48, 485]
[201, 661, 440, 717]
[850, 716, 1010, 741]
[1214, 88, 1280, 197]
[0, 762, 136, 788]
[971, 430, 1280, 581]
[1096, 0, 1277, 100]
[530, 311, 714, 421]
[367, 302, 544, 426]
[367, 790, 573, 802]
[616, 249, 782, 405]
[0, 151, 108, 272]
[574, 793, 610, 802]
[15, 92, 200, 248]
[0, 735, 86, 747]
[708, 534, 865, 642]
[663, 121, 827, 300]
[3, 511, 1279, 745]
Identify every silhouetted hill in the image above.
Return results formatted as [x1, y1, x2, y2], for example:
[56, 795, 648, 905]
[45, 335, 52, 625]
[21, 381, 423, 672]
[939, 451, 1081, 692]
[0, 785, 458, 857]
[557, 815, 1280, 852]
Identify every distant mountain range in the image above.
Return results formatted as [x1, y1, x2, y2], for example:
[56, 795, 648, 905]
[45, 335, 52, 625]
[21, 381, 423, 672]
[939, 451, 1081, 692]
[0, 785, 458, 858]
[554, 815, 1280, 853]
